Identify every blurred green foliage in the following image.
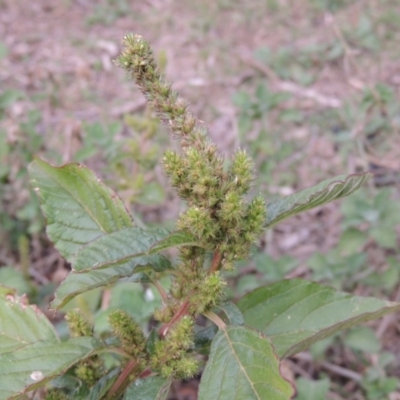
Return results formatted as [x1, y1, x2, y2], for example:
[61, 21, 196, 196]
[230, 7, 400, 394]
[0, 87, 167, 260]
[86, 0, 131, 26]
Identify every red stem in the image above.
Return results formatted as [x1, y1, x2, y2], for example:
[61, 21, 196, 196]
[210, 251, 222, 273]
[158, 300, 190, 338]
[106, 359, 137, 399]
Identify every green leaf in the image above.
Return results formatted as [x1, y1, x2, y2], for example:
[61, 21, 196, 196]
[0, 288, 58, 354]
[265, 173, 372, 228]
[29, 158, 133, 262]
[145, 329, 160, 356]
[124, 376, 172, 400]
[148, 230, 199, 254]
[295, 378, 330, 400]
[0, 89, 24, 110]
[237, 279, 400, 358]
[0, 41, 8, 60]
[72, 227, 171, 272]
[344, 326, 380, 354]
[198, 326, 294, 400]
[86, 368, 120, 400]
[0, 337, 102, 400]
[218, 301, 244, 325]
[194, 325, 218, 354]
[0, 267, 31, 296]
[48, 374, 84, 394]
[60, 288, 102, 314]
[0, 286, 14, 296]
[51, 253, 170, 310]
[138, 182, 166, 205]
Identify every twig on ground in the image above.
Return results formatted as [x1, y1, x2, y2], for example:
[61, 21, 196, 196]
[240, 54, 342, 108]
[111, 99, 147, 117]
[294, 352, 362, 382]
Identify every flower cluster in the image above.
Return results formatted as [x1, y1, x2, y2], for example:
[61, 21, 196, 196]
[74, 357, 104, 386]
[117, 34, 266, 272]
[116, 34, 268, 382]
[172, 148, 266, 268]
[108, 310, 146, 358]
[172, 268, 226, 312]
[188, 271, 227, 314]
[150, 316, 198, 379]
[65, 309, 92, 337]
[116, 34, 201, 149]
[65, 310, 104, 386]
[44, 391, 68, 400]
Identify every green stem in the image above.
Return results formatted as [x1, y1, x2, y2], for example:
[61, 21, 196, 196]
[203, 311, 226, 330]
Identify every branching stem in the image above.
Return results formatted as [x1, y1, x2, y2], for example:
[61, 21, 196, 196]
[203, 310, 226, 330]
[210, 250, 223, 273]
[151, 279, 168, 303]
[106, 359, 140, 400]
[158, 299, 190, 338]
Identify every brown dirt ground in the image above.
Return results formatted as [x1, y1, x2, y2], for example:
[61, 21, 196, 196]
[1, 0, 400, 399]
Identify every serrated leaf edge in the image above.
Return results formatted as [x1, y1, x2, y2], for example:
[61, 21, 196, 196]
[265, 172, 372, 228]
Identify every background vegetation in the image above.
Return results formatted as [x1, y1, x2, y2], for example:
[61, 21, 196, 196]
[0, 1, 399, 398]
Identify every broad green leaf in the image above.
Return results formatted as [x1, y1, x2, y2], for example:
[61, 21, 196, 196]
[0, 286, 14, 297]
[124, 376, 172, 400]
[51, 254, 170, 310]
[238, 279, 400, 358]
[29, 158, 133, 262]
[265, 173, 372, 228]
[0, 288, 58, 354]
[0, 267, 31, 296]
[72, 227, 190, 272]
[148, 231, 199, 254]
[86, 368, 120, 400]
[218, 301, 244, 325]
[198, 326, 294, 400]
[0, 336, 102, 400]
